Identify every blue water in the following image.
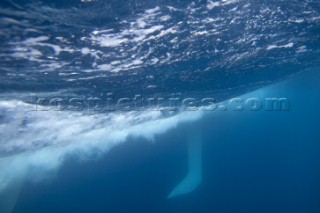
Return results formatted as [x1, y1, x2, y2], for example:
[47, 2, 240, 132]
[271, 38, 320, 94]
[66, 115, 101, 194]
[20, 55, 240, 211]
[0, 0, 320, 213]
[9, 69, 320, 213]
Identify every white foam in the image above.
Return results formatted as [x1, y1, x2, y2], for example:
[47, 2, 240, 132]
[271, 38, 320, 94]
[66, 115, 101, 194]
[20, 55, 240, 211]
[145, 7, 160, 14]
[81, 47, 90, 55]
[222, 0, 239, 6]
[296, 46, 307, 53]
[160, 15, 171, 22]
[24, 36, 50, 44]
[0, 99, 203, 192]
[207, 1, 221, 10]
[207, 0, 239, 10]
[94, 34, 128, 47]
[267, 42, 294, 50]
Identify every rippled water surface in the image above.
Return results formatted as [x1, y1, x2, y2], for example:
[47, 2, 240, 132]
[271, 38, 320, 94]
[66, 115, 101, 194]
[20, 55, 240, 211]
[0, 0, 319, 212]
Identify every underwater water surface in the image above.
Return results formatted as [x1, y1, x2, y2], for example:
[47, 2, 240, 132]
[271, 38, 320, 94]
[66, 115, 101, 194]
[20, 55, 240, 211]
[0, 0, 320, 213]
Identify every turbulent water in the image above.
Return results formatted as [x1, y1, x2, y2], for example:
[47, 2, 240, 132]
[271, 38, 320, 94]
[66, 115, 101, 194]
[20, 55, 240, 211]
[0, 0, 320, 212]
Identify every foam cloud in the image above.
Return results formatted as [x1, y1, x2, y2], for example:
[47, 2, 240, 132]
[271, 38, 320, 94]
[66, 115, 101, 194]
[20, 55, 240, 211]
[0, 99, 203, 192]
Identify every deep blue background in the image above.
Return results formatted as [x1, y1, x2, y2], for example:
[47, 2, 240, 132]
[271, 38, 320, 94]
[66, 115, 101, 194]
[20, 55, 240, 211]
[13, 69, 320, 213]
